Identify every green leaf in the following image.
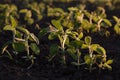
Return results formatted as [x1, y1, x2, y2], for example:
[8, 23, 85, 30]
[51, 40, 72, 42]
[85, 36, 91, 45]
[81, 44, 89, 49]
[12, 42, 25, 52]
[70, 40, 83, 48]
[95, 46, 106, 55]
[27, 18, 34, 25]
[84, 55, 91, 65]
[91, 44, 100, 51]
[103, 63, 112, 70]
[16, 27, 30, 35]
[76, 13, 84, 23]
[3, 25, 15, 31]
[81, 19, 91, 30]
[103, 19, 112, 26]
[67, 31, 78, 39]
[16, 31, 22, 38]
[19, 9, 28, 13]
[102, 57, 107, 62]
[38, 28, 48, 38]
[37, 15, 43, 21]
[51, 19, 63, 31]
[49, 44, 59, 61]
[106, 60, 113, 65]
[93, 16, 99, 22]
[84, 11, 91, 18]
[113, 16, 119, 22]
[65, 37, 69, 45]
[114, 25, 120, 34]
[30, 43, 40, 55]
[68, 7, 78, 11]
[10, 16, 17, 28]
[78, 32, 83, 39]
[54, 8, 64, 14]
[26, 10, 32, 18]
[67, 47, 77, 60]
[48, 32, 57, 40]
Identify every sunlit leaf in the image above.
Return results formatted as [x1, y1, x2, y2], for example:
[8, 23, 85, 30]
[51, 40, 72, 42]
[16, 27, 30, 35]
[30, 43, 40, 55]
[106, 60, 113, 65]
[84, 55, 91, 65]
[10, 16, 17, 28]
[48, 32, 57, 40]
[95, 46, 106, 55]
[113, 16, 119, 22]
[54, 8, 64, 14]
[78, 32, 83, 39]
[67, 31, 78, 39]
[103, 19, 112, 26]
[91, 44, 100, 50]
[65, 37, 69, 45]
[103, 63, 112, 70]
[19, 9, 28, 13]
[3, 25, 15, 31]
[85, 36, 91, 45]
[26, 10, 32, 18]
[27, 18, 34, 25]
[81, 19, 91, 30]
[51, 19, 63, 31]
[81, 44, 89, 49]
[84, 11, 91, 18]
[114, 25, 120, 34]
[93, 16, 99, 22]
[68, 7, 78, 11]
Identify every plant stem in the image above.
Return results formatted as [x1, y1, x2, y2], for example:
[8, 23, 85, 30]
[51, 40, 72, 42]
[89, 46, 93, 72]
[89, 61, 92, 72]
[61, 34, 67, 65]
[77, 48, 80, 69]
[13, 31, 15, 42]
[97, 18, 103, 31]
[25, 35, 29, 57]
[5, 50, 13, 60]
[26, 40, 29, 57]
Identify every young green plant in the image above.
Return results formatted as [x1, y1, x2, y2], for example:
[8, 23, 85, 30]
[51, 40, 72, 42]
[67, 31, 84, 68]
[82, 36, 113, 72]
[2, 16, 40, 68]
[48, 19, 69, 65]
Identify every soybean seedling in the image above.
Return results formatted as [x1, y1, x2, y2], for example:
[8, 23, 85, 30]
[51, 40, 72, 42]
[82, 36, 113, 72]
[2, 16, 40, 68]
